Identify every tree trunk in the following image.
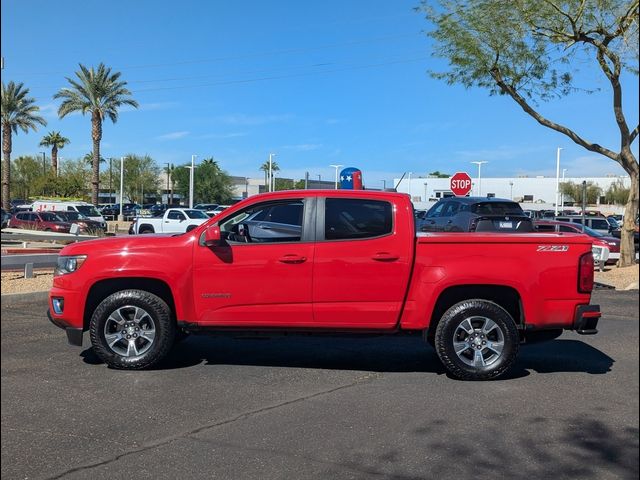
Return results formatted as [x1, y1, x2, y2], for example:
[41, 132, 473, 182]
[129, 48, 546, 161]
[1, 123, 12, 211]
[619, 149, 639, 267]
[51, 146, 58, 176]
[91, 111, 102, 206]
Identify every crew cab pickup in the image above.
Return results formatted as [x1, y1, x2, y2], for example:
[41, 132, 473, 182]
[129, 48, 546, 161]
[129, 208, 209, 234]
[48, 190, 600, 380]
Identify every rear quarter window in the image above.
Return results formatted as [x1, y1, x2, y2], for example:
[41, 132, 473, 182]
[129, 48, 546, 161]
[471, 202, 524, 215]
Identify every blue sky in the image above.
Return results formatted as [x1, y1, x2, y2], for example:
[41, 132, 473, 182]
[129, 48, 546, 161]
[1, 0, 638, 187]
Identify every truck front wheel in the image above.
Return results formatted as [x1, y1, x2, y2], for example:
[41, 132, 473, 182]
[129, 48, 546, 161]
[89, 290, 176, 369]
[434, 300, 519, 381]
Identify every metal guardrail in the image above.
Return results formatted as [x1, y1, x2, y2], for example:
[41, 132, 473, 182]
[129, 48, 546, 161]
[1, 253, 59, 270]
[1, 229, 99, 243]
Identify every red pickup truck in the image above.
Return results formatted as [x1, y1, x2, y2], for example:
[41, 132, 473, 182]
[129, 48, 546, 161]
[48, 190, 600, 380]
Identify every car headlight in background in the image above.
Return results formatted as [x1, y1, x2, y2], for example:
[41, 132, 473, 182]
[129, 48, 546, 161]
[54, 255, 87, 276]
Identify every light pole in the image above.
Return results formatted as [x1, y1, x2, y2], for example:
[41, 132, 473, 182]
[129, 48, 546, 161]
[268, 153, 276, 192]
[560, 168, 567, 210]
[471, 161, 488, 196]
[40, 152, 46, 176]
[189, 154, 197, 208]
[330, 164, 343, 189]
[424, 182, 428, 201]
[118, 156, 125, 221]
[407, 172, 412, 198]
[509, 181, 514, 200]
[381, 180, 386, 190]
[554, 147, 562, 215]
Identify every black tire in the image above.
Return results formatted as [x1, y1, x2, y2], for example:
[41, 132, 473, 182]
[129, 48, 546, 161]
[434, 299, 519, 381]
[89, 289, 175, 369]
[139, 225, 154, 234]
[186, 224, 197, 232]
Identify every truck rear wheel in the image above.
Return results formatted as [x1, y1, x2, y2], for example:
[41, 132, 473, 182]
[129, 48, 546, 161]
[89, 289, 175, 369]
[434, 300, 519, 381]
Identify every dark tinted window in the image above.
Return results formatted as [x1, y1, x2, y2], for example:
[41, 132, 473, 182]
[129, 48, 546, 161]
[325, 198, 392, 240]
[441, 202, 460, 216]
[535, 224, 556, 232]
[40, 212, 59, 221]
[590, 219, 609, 230]
[559, 225, 577, 233]
[16, 213, 28, 220]
[471, 202, 523, 215]
[167, 210, 186, 220]
[426, 202, 445, 218]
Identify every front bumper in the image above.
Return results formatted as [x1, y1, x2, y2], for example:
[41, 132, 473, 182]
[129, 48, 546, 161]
[47, 309, 83, 346]
[573, 304, 601, 335]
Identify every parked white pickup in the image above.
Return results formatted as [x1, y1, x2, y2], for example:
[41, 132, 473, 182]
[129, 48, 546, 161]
[129, 208, 210, 234]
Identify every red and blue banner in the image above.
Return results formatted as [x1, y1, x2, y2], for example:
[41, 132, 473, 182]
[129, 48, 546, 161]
[339, 167, 363, 190]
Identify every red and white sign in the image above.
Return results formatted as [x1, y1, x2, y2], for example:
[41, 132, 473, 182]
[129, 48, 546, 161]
[450, 172, 472, 197]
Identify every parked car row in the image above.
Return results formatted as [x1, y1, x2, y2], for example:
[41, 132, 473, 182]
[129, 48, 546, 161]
[6, 211, 107, 234]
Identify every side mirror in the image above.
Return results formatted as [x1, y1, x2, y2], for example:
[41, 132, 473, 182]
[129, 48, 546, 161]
[203, 226, 222, 247]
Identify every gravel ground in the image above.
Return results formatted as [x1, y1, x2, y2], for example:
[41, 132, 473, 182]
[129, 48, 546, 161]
[1, 265, 638, 295]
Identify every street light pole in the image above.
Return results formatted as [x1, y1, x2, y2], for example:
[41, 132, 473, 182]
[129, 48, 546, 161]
[189, 154, 197, 208]
[268, 153, 276, 192]
[407, 172, 412, 198]
[561, 168, 567, 210]
[471, 161, 488, 196]
[555, 147, 562, 215]
[165, 162, 170, 205]
[329, 164, 343, 189]
[509, 181, 514, 200]
[119, 156, 125, 221]
[381, 180, 386, 190]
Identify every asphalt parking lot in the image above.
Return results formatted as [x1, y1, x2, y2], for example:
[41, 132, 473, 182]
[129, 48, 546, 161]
[1, 290, 638, 480]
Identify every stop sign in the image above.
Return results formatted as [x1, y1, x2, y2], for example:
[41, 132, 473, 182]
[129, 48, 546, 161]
[450, 172, 472, 197]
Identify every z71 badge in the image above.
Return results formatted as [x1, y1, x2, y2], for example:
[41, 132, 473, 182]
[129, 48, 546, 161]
[537, 245, 569, 252]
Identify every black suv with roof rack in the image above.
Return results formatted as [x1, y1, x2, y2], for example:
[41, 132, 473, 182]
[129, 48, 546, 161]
[418, 197, 533, 233]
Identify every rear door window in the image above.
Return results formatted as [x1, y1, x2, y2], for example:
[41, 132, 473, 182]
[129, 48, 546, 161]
[324, 198, 392, 240]
[472, 202, 523, 215]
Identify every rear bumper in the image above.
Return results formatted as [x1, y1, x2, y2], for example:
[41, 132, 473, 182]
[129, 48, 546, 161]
[47, 309, 83, 346]
[572, 304, 600, 335]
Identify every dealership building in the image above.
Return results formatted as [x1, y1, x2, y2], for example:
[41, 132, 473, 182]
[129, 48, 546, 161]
[394, 174, 631, 212]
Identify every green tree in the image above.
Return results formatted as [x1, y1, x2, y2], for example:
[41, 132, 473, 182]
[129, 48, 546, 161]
[559, 181, 603, 205]
[259, 159, 280, 190]
[428, 171, 450, 178]
[420, 0, 639, 265]
[605, 179, 631, 205]
[39, 131, 70, 175]
[1, 81, 47, 210]
[11, 155, 43, 200]
[112, 154, 160, 204]
[54, 63, 138, 206]
[172, 158, 234, 204]
[56, 158, 91, 199]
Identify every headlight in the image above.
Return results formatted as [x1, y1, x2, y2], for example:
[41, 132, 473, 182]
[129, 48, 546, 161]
[54, 255, 87, 276]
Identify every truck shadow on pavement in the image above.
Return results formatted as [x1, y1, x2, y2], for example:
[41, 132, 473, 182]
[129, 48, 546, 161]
[81, 337, 613, 379]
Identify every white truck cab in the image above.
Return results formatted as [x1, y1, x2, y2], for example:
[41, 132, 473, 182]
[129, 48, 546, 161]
[129, 208, 210, 234]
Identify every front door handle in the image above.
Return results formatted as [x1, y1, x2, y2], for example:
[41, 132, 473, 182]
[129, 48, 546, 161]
[279, 254, 307, 264]
[372, 252, 399, 262]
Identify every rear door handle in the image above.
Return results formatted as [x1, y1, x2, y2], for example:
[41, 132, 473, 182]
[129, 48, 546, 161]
[278, 254, 307, 264]
[372, 252, 399, 262]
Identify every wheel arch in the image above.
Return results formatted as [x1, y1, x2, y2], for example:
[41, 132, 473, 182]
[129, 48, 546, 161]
[427, 284, 523, 342]
[83, 277, 176, 331]
[138, 224, 155, 233]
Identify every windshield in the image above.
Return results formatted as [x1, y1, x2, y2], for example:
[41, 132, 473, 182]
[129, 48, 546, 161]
[76, 205, 101, 217]
[184, 210, 209, 219]
[581, 225, 604, 237]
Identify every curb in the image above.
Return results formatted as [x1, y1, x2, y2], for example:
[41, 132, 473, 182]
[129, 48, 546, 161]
[1, 290, 49, 306]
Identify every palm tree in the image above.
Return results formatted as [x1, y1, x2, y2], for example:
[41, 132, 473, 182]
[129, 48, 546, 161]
[54, 63, 138, 206]
[1, 81, 47, 210]
[39, 131, 69, 175]
[259, 160, 280, 190]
